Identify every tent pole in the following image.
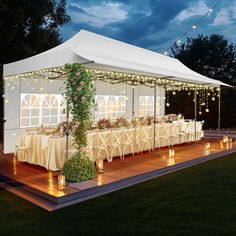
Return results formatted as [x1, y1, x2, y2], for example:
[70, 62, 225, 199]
[194, 90, 197, 143]
[218, 87, 221, 139]
[66, 100, 69, 160]
[132, 86, 135, 117]
[153, 82, 157, 152]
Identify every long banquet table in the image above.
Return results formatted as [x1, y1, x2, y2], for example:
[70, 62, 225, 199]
[18, 120, 203, 171]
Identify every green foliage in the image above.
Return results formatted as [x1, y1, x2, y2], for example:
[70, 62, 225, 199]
[172, 34, 236, 85]
[61, 63, 95, 182]
[0, 0, 70, 64]
[64, 63, 95, 149]
[2, 153, 236, 235]
[61, 152, 96, 182]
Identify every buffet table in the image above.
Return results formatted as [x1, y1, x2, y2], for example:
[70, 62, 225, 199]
[18, 120, 203, 171]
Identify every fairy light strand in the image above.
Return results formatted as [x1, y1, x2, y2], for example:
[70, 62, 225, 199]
[163, 0, 224, 55]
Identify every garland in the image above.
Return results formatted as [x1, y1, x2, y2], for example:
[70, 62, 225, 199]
[61, 63, 96, 182]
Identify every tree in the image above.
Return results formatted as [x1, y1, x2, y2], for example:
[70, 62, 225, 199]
[169, 34, 236, 129]
[0, 0, 70, 151]
[0, 0, 70, 64]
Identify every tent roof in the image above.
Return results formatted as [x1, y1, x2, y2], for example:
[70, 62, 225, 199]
[3, 29, 229, 87]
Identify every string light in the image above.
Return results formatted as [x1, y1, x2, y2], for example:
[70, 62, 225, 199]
[163, 0, 223, 55]
[3, 66, 219, 108]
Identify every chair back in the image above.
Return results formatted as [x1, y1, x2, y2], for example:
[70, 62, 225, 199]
[87, 132, 96, 149]
[123, 128, 135, 144]
[96, 131, 110, 149]
[156, 124, 168, 137]
[110, 129, 123, 146]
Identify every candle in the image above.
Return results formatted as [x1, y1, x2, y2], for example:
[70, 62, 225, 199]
[169, 149, 175, 157]
[220, 140, 224, 149]
[96, 159, 104, 173]
[223, 136, 229, 144]
[58, 175, 66, 190]
[205, 142, 211, 150]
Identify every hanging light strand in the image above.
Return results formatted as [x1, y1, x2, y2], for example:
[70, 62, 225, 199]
[163, 0, 224, 55]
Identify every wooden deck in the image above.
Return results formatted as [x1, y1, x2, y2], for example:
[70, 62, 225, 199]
[0, 139, 235, 210]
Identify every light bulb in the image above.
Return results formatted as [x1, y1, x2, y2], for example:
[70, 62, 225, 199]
[205, 108, 209, 113]
[212, 97, 215, 101]
[166, 102, 170, 107]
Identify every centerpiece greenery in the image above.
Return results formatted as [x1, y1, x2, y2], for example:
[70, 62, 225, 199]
[61, 63, 96, 182]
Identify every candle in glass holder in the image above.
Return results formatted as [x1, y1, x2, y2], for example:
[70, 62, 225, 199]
[96, 159, 104, 173]
[220, 140, 224, 149]
[223, 136, 229, 144]
[205, 142, 211, 150]
[58, 175, 66, 190]
[169, 149, 175, 157]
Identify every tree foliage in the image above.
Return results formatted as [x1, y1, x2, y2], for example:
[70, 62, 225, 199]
[0, 0, 70, 149]
[172, 34, 236, 85]
[169, 34, 236, 129]
[0, 0, 70, 64]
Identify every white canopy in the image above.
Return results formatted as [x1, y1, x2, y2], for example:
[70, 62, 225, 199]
[3, 29, 229, 87]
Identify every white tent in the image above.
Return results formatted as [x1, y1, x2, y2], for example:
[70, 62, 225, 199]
[3, 29, 229, 87]
[3, 29, 229, 154]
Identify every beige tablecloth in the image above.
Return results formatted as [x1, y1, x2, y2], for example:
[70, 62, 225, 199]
[19, 135, 72, 171]
[18, 120, 203, 170]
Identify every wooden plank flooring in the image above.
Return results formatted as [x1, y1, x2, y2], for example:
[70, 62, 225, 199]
[0, 139, 235, 201]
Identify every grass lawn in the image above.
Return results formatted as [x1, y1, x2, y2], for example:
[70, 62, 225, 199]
[1, 153, 236, 236]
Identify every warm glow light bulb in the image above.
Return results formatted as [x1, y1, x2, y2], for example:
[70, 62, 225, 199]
[166, 102, 170, 107]
[205, 108, 209, 112]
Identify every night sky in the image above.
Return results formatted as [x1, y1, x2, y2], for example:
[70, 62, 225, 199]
[60, 0, 236, 54]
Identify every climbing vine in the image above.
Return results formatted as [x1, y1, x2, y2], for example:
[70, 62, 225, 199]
[61, 63, 96, 182]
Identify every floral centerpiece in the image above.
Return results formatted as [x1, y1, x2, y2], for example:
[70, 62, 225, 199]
[146, 116, 154, 125]
[59, 119, 72, 135]
[116, 116, 126, 127]
[163, 114, 177, 122]
[61, 63, 96, 182]
[131, 117, 140, 127]
[97, 118, 111, 129]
